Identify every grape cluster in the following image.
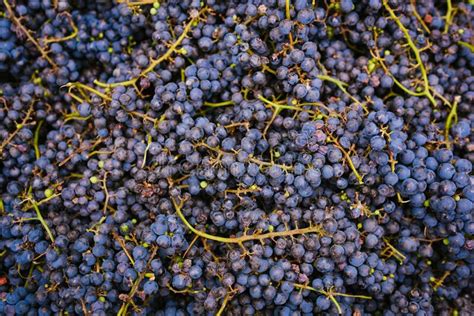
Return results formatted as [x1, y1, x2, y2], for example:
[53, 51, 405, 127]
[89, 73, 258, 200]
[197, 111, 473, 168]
[0, 0, 473, 315]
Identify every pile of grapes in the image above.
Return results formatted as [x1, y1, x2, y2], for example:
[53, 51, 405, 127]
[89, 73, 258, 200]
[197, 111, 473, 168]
[0, 0, 473, 314]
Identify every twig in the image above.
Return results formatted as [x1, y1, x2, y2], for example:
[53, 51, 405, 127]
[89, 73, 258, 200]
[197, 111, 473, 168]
[94, 7, 209, 89]
[3, 0, 57, 68]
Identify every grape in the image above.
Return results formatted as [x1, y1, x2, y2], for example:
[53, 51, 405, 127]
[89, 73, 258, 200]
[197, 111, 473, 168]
[0, 0, 472, 314]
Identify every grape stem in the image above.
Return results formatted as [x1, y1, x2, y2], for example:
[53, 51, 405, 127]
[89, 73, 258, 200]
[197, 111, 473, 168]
[443, 0, 454, 34]
[216, 292, 232, 316]
[3, 0, 58, 68]
[43, 12, 78, 45]
[117, 246, 158, 316]
[381, 238, 406, 264]
[293, 283, 371, 314]
[203, 100, 234, 107]
[30, 199, 56, 244]
[458, 41, 474, 53]
[141, 134, 153, 168]
[370, 32, 425, 98]
[383, 0, 437, 107]
[444, 96, 460, 149]
[33, 120, 43, 159]
[410, 0, 430, 34]
[172, 197, 326, 245]
[0, 106, 34, 154]
[94, 7, 209, 89]
[317, 75, 366, 112]
[63, 82, 112, 102]
[326, 134, 364, 185]
[117, 0, 157, 7]
[102, 172, 110, 214]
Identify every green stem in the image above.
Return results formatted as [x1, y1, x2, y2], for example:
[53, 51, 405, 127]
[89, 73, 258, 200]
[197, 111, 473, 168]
[94, 7, 208, 89]
[37, 193, 61, 206]
[43, 13, 78, 44]
[381, 238, 406, 264]
[443, 0, 453, 34]
[384, 1, 437, 107]
[203, 100, 234, 107]
[31, 200, 55, 243]
[445, 96, 460, 148]
[317, 75, 364, 110]
[327, 135, 364, 184]
[216, 293, 231, 316]
[3, 0, 57, 68]
[34, 120, 43, 159]
[24, 263, 35, 288]
[0, 107, 33, 153]
[141, 134, 152, 168]
[117, 247, 158, 316]
[293, 283, 371, 315]
[458, 41, 474, 53]
[172, 198, 325, 244]
[65, 82, 111, 101]
[285, 0, 291, 19]
[102, 172, 110, 213]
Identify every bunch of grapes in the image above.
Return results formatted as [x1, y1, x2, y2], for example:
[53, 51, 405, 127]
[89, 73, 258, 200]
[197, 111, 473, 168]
[0, 0, 473, 315]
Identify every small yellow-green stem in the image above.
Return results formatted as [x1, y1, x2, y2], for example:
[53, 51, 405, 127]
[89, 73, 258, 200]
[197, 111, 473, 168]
[43, 13, 78, 44]
[64, 82, 111, 101]
[384, 1, 437, 107]
[203, 100, 234, 107]
[95, 7, 207, 89]
[102, 172, 110, 213]
[0, 107, 34, 153]
[317, 75, 364, 110]
[117, 246, 158, 316]
[262, 63, 277, 75]
[141, 134, 152, 168]
[128, 110, 159, 125]
[117, 0, 157, 7]
[30, 200, 55, 243]
[327, 135, 363, 184]
[34, 120, 43, 159]
[293, 283, 371, 315]
[86, 216, 107, 233]
[381, 238, 406, 264]
[67, 91, 86, 104]
[285, 0, 291, 20]
[24, 263, 35, 288]
[317, 74, 348, 87]
[410, 0, 430, 34]
[167, 284, 204, 294]
[432, 271, 450, 291]
[248, 156, 293, 171]
[257, 95, 287, 136]
[258, 95, 287, 107]
[443, 0, 453, 34]
[36, 193, 61, 207]
[458, 41, 474, 52]
[258, 95, 319, 116]
[216, 293, 232, 316]
[444, 96, 460, 148]
[68, 173, 84, 179]
[263, 106, 281, 136]
[64, 114, 91, 123]
[0, 198, 4, 214]
[196, 141, 293, 172]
